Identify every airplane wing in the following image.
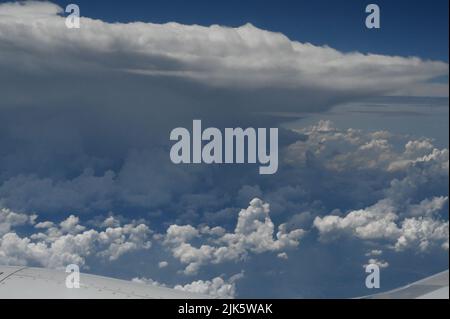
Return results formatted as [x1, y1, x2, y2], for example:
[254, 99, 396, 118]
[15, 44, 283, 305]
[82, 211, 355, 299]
[361, 270, 449, 299]
[0, 266, 212, 299]
[1, 265, 447, 299]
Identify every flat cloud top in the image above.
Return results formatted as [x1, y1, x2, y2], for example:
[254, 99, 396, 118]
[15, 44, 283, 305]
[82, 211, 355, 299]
[0, 0, 448, 96]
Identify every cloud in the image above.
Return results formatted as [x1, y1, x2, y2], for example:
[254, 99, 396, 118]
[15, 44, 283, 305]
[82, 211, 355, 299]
[363, 258, 389, 269]
[386, 148, 449, 204]
[174, 273, 244, 299]
[162, 198, 305, 275]
[132, 272, 243, 298]
[291, 120, 449, 253]
[407, 197, 448, 217]
[165, 225, 200, 245]
[1, 116, 447, 297]
[59, 215, 86, 234]
[277, 252, 289, 259]
[0, 151, 196, 213]
[0, 210, 152, 267]
[0, 207, 36, 236]
[0, 170, 117, 213]
[284, 120, 448, 212]
[131, 277, 167, 288]
[285, 120, 448, 174]
[101, 216, 121, 228]
[0, 1, 448, 217]
[365, 249, 383, 257]
[0, 1, 447, 96]
[0, 1, 448, 298]
[313, 199, 402, 241]
[314, 197, 449, 252]
[395, 217, 449, 252]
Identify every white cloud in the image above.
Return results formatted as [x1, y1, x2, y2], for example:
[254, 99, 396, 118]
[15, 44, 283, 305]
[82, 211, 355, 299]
[174, 273, 244, 299]
[0, 1, 61, 17]
[364, 258, 389, 269]
[286, 120, 449, 175]
[305, 123, 448, 253]
[34, 221, 54, 229]
[59, 215, 86, 234]
[365, 249, 383, 257]
[386, 148, 449, 204]
[313, 199, 402, 241]
[101, 216, 121, 228]
[277, 252, 289, 259]
[132, 277, 167, 288]
[0, 207, 36, 236]
[97, 223, 152, 261]
[0, 209, 152, 268]
[163, 198, 305, 275]
[132, 272, 244, 298]
[395, 217, 449, 252]
[165, 225, 199, 245]
[0, 1, 447, 96]
[314, 198, 449, 252]
[406, 196, 448, 217]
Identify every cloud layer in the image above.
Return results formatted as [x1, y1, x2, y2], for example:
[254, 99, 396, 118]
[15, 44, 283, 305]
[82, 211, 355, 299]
[0, 209, 152, 268]
[0, 1, 448, 298]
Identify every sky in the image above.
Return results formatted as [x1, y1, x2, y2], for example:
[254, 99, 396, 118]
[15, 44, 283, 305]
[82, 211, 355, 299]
[0, 1, 448, 298]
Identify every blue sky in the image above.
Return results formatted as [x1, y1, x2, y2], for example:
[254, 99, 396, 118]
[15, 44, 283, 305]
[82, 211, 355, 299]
[0, 1, 448, 298]
[42, 0, 450, 61]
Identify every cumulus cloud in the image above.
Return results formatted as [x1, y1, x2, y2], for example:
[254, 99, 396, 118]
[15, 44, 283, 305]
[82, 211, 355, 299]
[386, 148, 449, 204]
[314, 197, 448, 252]
[163, 198, 305, 275]
[284, 119, 448, 211]
[132, 272, 243, 298]
[314, 199, 402, 241]
[277, 252, 289, 259]
[286, 120, 448, 175]
[289, 120, 449, 253]
[0, 170, 117, 213]
[407, 197, 448, 217]
[365, 249, 383, 257]
[0, 209, 152, 268]
[101, 216, 121, 228]
[363, 258, 389, 269]
[59, 215, 86, 234]
[131, 277, 167, 288]
[395, 217, 449, 252]
[0, 207, 36, 236]
[174, 273, 244, 299]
